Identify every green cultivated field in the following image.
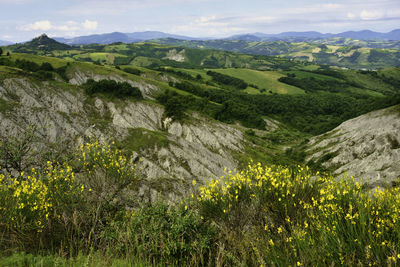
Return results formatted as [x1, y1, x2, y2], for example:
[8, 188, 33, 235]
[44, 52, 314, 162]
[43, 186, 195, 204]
[213, 68, 305, 94]
[73, 52, 129, 64]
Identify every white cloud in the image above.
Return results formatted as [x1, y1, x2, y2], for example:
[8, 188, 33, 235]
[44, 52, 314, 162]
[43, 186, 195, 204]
[2, 35, 13, 40]
[360, 10, 384, 20]
[171, 24, 246, 37]
[67, 21, 79, 25]
[8, 0, 399, 40]
[194, 14, 276, 28]
[0, 0, 36, 4]
[322, 3, 341, 9]
[386, 9, 400, 18]
[17, 20, 98, 33]
[242, 16, 276, 23]
[59, 0, 218, 16]
[170, 15, 247, 37]
[82, 20, 98, 30]
[195, 15, 217, 24]
[169, 1, 400, 37]
[19, 20, 52, 31]
[347, 12, 356, 19]
[282, 3, 341, 16]
[193, 15, 230, 28]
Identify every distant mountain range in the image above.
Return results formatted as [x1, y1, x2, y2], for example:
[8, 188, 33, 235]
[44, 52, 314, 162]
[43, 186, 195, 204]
[53, 31, 203, 45]
[2, 29, 399, 47]
[228, 29, 400, 42]
[49, 29, 400, 45]
[0, 40, 13, 46]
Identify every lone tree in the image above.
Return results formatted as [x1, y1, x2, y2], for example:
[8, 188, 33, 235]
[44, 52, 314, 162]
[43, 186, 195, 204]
[0, 47, 2, 56]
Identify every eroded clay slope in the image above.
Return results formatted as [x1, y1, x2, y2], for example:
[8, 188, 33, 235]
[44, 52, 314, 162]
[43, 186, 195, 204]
[307, 105, 400, 186]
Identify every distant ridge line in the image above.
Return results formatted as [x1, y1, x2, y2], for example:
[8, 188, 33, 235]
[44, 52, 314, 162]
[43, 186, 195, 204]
[50, 29, 400, 45]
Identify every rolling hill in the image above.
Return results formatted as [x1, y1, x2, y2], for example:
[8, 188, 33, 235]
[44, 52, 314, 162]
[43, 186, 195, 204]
[54, 31, 199, 45]
[1, 34, 400, 266]
[48, 29, 400, 46]
[229, 29, 400, 41]
[10, 34, 71, 52]
[4, 37, 310, 70]
[5, 34, 400, 70]
[151, 38, 400, 69]
[1, 35, 399, 173]
[0, 40, 13, 46]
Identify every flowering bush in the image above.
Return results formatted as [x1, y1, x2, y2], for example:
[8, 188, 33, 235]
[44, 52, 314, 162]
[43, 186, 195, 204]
[0, 140, 140, 253]
[2, 141, 400, 266]
[77, 140, 139, 206]
[0, 162, 84, 250]
[196, 163, 400, 266]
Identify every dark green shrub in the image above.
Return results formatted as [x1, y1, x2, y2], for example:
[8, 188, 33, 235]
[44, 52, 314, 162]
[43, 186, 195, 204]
[164, 96, 186, 120]
[127, 202, 217, 265]
[84, 79, 143, 99]
[55, 65, 68, 81]
[206, 70, 248, 89]
[123, 67, 141, 76]
[245, 129, 256, 136]
[33, 70, 54, 80]
[15, 59, 40, 72]
[40, 62, 54, 71]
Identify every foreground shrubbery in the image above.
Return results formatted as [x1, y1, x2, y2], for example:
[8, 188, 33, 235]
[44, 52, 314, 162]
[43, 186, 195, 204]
[196, 164, 400, 266]
[1, 142, 400, 266]
[0, 141, 140, 254]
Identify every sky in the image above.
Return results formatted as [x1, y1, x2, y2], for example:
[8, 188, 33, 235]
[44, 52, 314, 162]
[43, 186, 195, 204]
[1, 0, 400, 42]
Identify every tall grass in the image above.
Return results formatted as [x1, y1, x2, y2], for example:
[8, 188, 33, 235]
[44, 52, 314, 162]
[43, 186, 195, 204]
[196, 163, 400, 266]
[1, 142, 400, 266]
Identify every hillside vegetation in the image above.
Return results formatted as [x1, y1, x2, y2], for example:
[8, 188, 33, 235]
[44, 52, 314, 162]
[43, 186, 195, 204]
[0, 36, 400, 266]
[1, 144, 400, 266]
[2, 48, 399, 135]
[152, 38, 400, 69]
[5, 39, 314, 70]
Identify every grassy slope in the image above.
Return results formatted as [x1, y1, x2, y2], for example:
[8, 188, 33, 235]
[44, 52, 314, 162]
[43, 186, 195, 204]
[283, 69, 392, 97]
[19, 42, 310, 70]
[0, 52, 308, 170]
[5, 53, 225, 104]
[73, 52, 129, 64]
[6, 38, 400, 70]
[339, 69, 398, 95]
[179, 67, 395, 97]
[10, 53, 69, 68]
[2, 38, 400, 267]
[165, 67, 305, 95]
[379, 67, 400, 79]
[2, 51, 398, 154]
[212, 68, 305, 95]
[150, 39, 400, 69]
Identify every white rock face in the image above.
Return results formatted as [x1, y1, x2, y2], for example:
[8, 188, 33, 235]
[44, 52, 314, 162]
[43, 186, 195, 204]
[164, 49, 186, 62]
[307, 105, 400, 186]
[0, 78, 89, 142]
[0, 73, 243, 195]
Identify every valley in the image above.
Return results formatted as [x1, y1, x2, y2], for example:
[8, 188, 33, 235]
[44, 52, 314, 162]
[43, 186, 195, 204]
[0, 33, 399, 266]
[1, 34, 399, 187]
